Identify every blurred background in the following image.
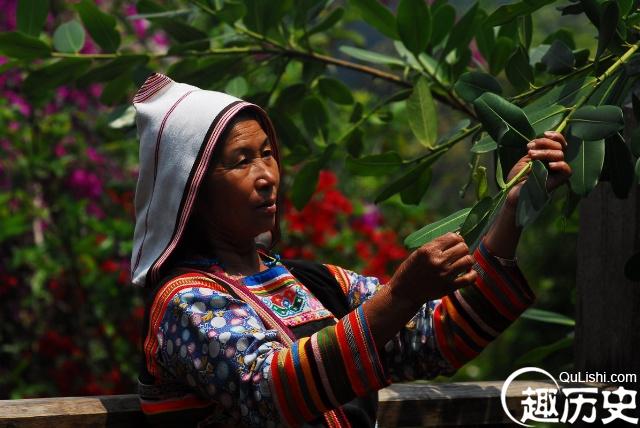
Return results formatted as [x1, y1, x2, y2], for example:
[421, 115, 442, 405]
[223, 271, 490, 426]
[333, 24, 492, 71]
[0, 0, 594, 398]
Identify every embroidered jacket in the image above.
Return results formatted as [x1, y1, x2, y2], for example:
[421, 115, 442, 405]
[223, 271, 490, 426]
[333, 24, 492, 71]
[140, 242, 535, 427]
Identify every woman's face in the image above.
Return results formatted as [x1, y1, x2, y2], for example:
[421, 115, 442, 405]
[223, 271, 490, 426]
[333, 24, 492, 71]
[196, 118, 279, 243]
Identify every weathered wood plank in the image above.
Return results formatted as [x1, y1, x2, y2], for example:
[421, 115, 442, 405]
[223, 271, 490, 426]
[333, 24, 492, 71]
[0, 381, 558, 427]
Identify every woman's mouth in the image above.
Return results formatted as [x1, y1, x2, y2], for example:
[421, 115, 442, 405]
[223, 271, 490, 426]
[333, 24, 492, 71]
[256, 200, 277, 214]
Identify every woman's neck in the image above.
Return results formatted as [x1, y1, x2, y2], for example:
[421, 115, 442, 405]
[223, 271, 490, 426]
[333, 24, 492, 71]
[202, 231, 266, 276]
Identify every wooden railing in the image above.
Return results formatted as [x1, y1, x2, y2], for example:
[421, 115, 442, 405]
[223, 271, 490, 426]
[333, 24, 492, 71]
[0, 380, 551, 427]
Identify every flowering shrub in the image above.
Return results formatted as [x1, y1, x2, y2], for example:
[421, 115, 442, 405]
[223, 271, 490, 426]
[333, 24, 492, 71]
[282, 170, 408, 283]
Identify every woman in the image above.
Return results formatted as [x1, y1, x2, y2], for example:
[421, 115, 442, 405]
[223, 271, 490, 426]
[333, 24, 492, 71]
[131, 73, 571, 427]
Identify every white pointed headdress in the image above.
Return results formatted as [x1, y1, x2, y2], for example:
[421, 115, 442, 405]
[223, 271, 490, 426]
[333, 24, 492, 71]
[130, 73, 280, 287]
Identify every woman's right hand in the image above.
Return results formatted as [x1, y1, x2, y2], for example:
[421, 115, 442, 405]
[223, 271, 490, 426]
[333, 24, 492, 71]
[388, 232, 477, 303]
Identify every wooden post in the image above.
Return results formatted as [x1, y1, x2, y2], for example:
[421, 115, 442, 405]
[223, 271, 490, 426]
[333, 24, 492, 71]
[575, 111, 640, 418]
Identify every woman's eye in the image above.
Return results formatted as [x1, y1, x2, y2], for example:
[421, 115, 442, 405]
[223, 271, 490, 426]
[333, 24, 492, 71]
[263, 149, 273, 157]
[233, 158, 250, 167]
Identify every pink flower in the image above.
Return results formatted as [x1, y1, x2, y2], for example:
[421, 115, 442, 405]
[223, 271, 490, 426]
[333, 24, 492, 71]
[67, 168, 103, 199]
[152, 31, 170, 48]
[86, 147, 104, 164]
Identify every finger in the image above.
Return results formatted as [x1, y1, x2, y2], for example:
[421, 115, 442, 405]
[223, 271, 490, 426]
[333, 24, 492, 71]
[527, 138, 563, 151]
[548, 161, 572, 176]
[447, 254, 474, 276]
[441, 241, 470, 263]
[543, 131, 568, 147]
[452, 269, 477, 288]
[528, 149, 565, 162]
[433, 231, 464, 251]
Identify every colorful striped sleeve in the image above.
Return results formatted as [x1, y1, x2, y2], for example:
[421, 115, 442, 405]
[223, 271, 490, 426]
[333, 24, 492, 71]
[150, 281, 389, 427]
[323, 240, 535, 380]
[433, 241, 535, 369]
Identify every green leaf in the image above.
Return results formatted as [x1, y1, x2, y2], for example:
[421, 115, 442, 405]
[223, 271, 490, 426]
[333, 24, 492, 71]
[526, 104, 568, 136]
[53, 20, 85, 53]
[624, 251, 640, 281]
[441, 2, 479, 61]
[604, 134, 634, 199]
[407, 77, 438, 148]
[473, 92, 535, 147]
[291, 159, 321, 210]
[17, 0, 49, 37]
[569, 105, 624, 140]
[515, 336, 573, 367]
[307, 7, 344, 36]
[566, 136, 605, 196]
[400, 167, 432, 205]
[78, 55, 148, 85]
[454, 71, 503, 103]
[242, 0, 289, 36]
[431, 4, 455, 47]
[489, 36, 514, 75]
[462, 191, 508, 248]
[349, 0, 397, 39]
[23, 58, 92, 97]
[346, 152, 403, 176]
[339, 45, 405, 66]
[474, 166, 489, 200]
[75, 0, 121, 52]
[543, 28, 576, 49]
[100, 73, 131, 105]
[375, 152, 444, 203]
[301, 96, 329, 139]
[596, 1, 619, 60]
[541, 39, 575, 75]
[505, 46, 533, 91]
[485, 0, 555, 26]
[475, 9, 494, 60]
[0, 31, 51, 59]
[521, 308, 575, 326]
[516, 160, 549, 227]
[396, 0, 431, 55]
[404, 207, 472, 249]
[618, 0, 634, 17]
[317, 77, 354, 105]
[471, 134, 497, 153]
[291, 145, 336, 210]
[225, 76, 248, 97]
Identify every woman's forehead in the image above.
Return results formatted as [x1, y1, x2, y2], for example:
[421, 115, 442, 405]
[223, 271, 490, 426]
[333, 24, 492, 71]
[224, 119, 267, 147]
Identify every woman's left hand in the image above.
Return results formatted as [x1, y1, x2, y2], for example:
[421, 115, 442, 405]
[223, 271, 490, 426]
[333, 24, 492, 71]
[505, 131, 572, 208]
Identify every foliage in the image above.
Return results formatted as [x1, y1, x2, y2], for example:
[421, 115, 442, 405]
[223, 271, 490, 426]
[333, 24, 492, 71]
[2, 0, 640, 396]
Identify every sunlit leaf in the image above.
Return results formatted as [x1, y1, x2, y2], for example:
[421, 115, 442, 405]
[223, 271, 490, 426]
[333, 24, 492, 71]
[53, 20, 85, 53]
[404, 207, 472, 249]
[526, 104, 568, 136]
[225, 76, 248, 97]
[339, 45, 405, 66]
[521, 308, 575, 326]
[471, 134, 498, 153]
[345, 152, 403, 176]
[407, 77, 438, 148]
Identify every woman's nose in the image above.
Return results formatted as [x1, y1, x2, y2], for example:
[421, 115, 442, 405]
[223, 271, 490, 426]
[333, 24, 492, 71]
[254, 158, 278, 189]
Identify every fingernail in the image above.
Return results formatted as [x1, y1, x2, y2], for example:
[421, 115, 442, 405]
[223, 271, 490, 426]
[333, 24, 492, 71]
[527, 142, 534, 148]
[544, 131, 554, 136]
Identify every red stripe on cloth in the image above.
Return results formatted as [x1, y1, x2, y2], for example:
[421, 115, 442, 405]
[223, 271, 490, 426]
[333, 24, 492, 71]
[140, 394, 212, 414]
[269, 351, 298, 427]
[133, 73, 172, 104]
[473, 273, 517, 321]
[475, 250, 529, 313]
[335, 319, 367, 397]
[283, 348, 314, 422]
[348, 310, 379, 391]
[433, 304, 463, 368]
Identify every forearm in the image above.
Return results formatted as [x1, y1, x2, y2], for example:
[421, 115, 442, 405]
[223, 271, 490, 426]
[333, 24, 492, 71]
[482, 202, 522, 259]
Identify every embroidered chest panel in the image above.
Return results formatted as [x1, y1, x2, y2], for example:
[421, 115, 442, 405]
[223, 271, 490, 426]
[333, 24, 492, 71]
[242, 265, 334, 327]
